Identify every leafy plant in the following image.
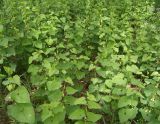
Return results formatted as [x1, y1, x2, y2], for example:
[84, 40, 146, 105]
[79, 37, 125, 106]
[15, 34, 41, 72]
[0, 0, 159, 124]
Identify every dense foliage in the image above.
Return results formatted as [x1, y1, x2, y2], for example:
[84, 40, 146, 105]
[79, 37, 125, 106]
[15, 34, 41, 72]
[0, 0, 160, 123]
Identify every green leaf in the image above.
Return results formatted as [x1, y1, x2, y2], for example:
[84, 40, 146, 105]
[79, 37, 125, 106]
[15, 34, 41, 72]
[65, 77, 73, 85]
[48, 90, 63, 102]
[102, 95, 111, 102]
[64, 96, 87, 105]
[112, 73, 127, 86]
[3, 66, 13, 75]
[2, 75, 20, 86]
[28, 52, 41, 64]
[0, 38, 8, 47]
[126, 65, 141, 74]
[5, 47, 16, 56]
[148, 120, 160, 124]
[28, 64, 40, 75]
[44, 112, 66, 124]
[74, 97, 87, 105]
[139, 108, 152, 121]
[54, 111, 66, 123]
[105, 79, 113, 88]
[76, 71, 85, 80]
[75, 121, 94, 124]
[48, 27, 57, 36]
[66, 86, 78, 95]
[7, 103, 35, 123]
[91, 78, 99, 84]
[149, 98, 160, 108]
[118, 108, 138, 123]
[0, 74, 6, 80]
[30, 74, 46, 85]
[64, 96, 76, 105]
[88, 101, 101, 109]
[53, 104, 65, 114]
[41, 106, 53, 121]
[69, 108, 85, 120]
[12, 75, 21, 85]
[0, 24, 3, 32]
[87, 93, 96, 101]
[86, 111, 102, 122]
[130, 55, 138, 63]
[43, 60, 51, 69]
[0, 57, 3, 64]
[47, 79, 62, 91]
[89, 64, 95, 71]
[34, 42, 43, 49]
[45, 38, 54, 46]
[118, 96, 138, 108]
[40, 102, 65, 122]
[130, 78, 145, 88]
[9, 86, 31, 103]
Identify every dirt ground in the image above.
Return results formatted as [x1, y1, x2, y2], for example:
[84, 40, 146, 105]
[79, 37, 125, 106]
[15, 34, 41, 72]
[0, 109, 10, 124]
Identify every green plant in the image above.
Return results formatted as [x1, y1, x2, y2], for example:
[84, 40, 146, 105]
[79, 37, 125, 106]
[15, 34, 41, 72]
[0, 0, 159, 124]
